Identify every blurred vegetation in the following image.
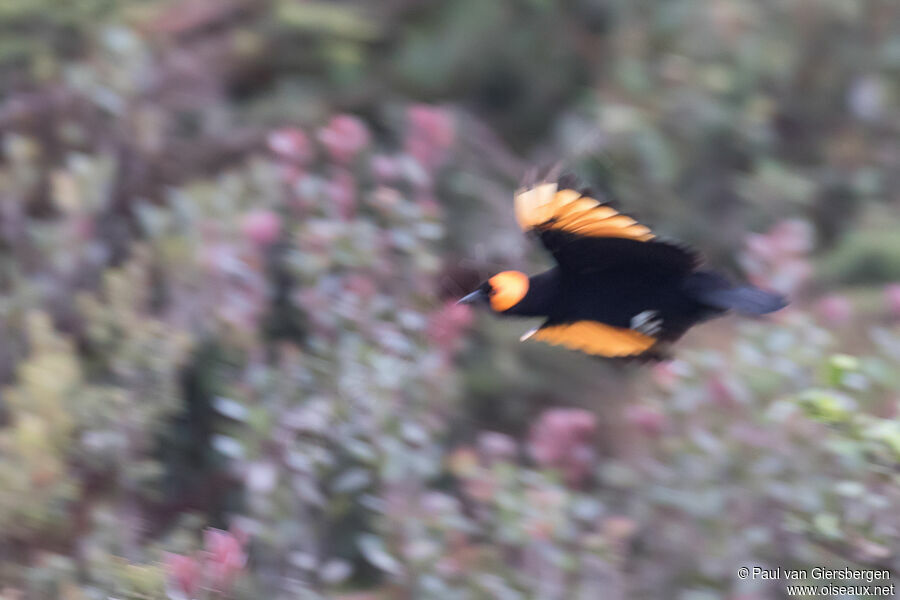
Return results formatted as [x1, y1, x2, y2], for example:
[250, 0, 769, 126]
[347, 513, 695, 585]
[0, 0, 900, 599]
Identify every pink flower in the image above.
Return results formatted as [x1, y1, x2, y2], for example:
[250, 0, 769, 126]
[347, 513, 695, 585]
[529, 408, 597, 486]
[624, 404, 667, 436]
[885, 284, 900, 318]
[773, 258, 813, 293]
[199, 242, 233, 274]
[768, 219, 814, 255]
[651, 360, 685, 390]
[741, 220, 814, 295]
[328, 169, 357, 220]
[409, 105, 455, 147]
[426, 301, 474, 351]
[744, 233, 777, 262]
[477, 431, 517, 463]
[164, 528, 248, 598]
[318, 115, 370, 163]
[203, 528, 247, 592]
[71, 216, 95, 241]
[816, 294, 853, 325]
[163, 552, 202, 600]
[240, 210, 282, 247]
[267, 128, 312, 163]
[371, 154, 400, 183]
[344, 274, 377, 301]
[729, 423, 774, 447]
[706, 376, 737, 409]
[277, 164, 305, 185]
[405, 105, 455, 169]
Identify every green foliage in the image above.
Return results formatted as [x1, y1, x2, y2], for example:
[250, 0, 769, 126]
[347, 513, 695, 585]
[817, 227, 900, 286]
[0, 313, 80, 538]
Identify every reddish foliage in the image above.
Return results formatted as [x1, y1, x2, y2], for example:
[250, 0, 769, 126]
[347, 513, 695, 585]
[426, 301, 474, 351]
[816, 294, 853, 325]
[529, 408, 597, 486]
[164, 552, 203, 600]
[240, 210, 282, 247]
[318, 115, 371, 164]
[885, 284, 900, 318]
[625, 404, 667, 436]
[405, 105, 455, 169]
[267, 128, 313, 164]
[163, 527, 248, 598]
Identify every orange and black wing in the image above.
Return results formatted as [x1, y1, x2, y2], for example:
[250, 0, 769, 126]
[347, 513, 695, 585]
[513, 181, 700, 358]
[520, 321, 660, 358]
[514, 182, 700, 275]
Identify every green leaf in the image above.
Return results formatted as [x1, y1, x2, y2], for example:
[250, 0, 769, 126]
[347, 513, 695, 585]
[794, 389, 856, 425]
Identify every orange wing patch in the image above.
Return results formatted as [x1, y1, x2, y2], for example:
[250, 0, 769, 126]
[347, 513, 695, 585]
[522, 321, 657, 357]
[514, 182, 655, 241]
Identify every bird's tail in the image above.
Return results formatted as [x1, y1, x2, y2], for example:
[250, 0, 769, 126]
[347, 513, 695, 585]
[685, 271, 787, 316]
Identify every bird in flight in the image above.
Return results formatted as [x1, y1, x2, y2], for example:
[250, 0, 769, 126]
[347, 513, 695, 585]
[458, 178, 787, 360]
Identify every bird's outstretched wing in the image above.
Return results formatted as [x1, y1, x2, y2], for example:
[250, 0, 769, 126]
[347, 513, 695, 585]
[514, 181, 700, 275]
[513, 180, 702, 359]
[515, 182, 653, 241]
[521, 320, 658, 358]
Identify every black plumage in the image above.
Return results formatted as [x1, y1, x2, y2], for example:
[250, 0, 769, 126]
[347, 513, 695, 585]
[459, 180, 787, 359]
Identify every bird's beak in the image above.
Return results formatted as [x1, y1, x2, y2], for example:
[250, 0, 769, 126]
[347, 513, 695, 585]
[457, 289, 488, 306]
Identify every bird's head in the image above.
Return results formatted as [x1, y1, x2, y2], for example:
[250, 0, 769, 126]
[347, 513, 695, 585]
[458, 270, 530, 313]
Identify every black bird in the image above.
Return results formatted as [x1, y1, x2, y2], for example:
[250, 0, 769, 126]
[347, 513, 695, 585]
[458, 179, 787, 359]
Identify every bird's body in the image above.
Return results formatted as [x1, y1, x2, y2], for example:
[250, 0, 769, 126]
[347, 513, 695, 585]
[514, 265, 718, 330]
[459, 179, 786, 359]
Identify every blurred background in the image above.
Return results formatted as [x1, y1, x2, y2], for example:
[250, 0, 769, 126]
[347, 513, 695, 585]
[1, 0, 900, 598]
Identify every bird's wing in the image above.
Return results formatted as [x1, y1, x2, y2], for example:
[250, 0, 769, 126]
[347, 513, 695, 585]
[514, 182, 700, 275]
[521, 320, 659, 358]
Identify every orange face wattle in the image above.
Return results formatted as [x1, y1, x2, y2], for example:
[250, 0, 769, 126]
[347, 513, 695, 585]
[487, 271, 530, 312]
